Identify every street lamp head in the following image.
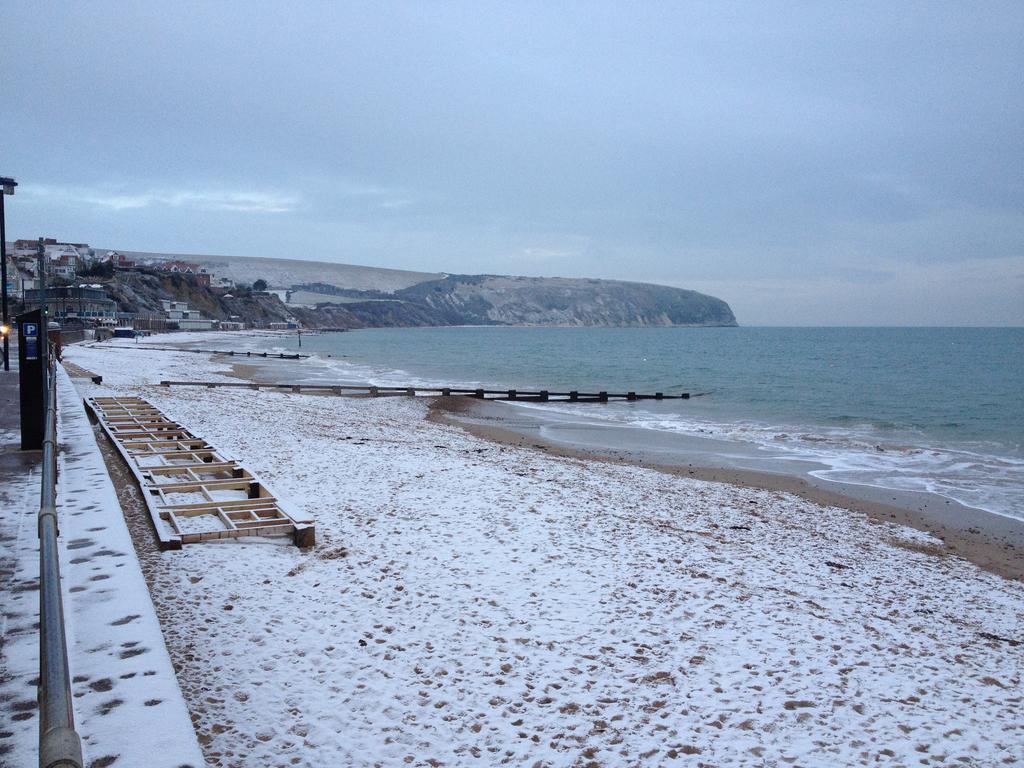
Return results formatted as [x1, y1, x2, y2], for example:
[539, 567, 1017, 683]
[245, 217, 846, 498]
[0, 176, 17, 195]
[0, 324, 9, 336]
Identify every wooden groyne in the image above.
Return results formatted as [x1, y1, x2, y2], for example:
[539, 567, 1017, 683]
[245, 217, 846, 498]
[158, 380, 691, 402]
[86, 396, 315, 549]
[93, 345, 309, 360]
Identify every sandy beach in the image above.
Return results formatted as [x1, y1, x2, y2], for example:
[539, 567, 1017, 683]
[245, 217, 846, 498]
[430, 397, 1024, 582]
[62, 337, 1023, 766]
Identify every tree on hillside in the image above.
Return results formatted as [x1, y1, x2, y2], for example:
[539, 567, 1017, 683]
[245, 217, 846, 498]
[80, 260, 114, 279]
[253, 278, 268, 292]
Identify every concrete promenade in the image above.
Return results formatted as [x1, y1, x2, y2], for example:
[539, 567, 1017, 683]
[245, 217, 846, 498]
[0, 347, 42, 765]
[0, 346, 203, 767]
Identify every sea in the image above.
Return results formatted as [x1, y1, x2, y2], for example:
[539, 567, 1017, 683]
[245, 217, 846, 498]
[256, 326, 1023, 522]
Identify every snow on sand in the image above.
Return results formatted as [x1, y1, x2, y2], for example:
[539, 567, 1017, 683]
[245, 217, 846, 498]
[65, 341, 1023, 767]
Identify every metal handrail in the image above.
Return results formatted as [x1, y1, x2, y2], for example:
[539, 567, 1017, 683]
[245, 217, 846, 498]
[37, 356, 84, 768]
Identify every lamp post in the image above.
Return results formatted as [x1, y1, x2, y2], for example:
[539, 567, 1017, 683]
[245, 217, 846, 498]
[1, 175, 17, 371]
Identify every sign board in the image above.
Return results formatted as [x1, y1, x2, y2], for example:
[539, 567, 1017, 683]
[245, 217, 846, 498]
[23, 322, 39, 360]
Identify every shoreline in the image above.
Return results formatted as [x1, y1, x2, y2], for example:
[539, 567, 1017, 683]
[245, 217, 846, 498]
[122, 333, 1024, 580]
[427, 395, 1024, 581]
[222, 346, 1023, 580]
[219, 352, 1024, 580]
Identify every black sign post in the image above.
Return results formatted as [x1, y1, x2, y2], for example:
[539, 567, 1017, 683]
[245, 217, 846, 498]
[18, 308, 44, 449]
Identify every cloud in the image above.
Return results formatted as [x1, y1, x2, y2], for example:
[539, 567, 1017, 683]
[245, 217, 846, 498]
[520, 247, 576, 261]
[379, 198, 414, 210]
[20, 184, 299, 213]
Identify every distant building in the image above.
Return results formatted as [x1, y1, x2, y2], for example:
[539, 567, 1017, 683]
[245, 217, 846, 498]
[23, 286, 117, 322]
[160, 299, 213, 330]
[12, 238, 94, 280]
[161, 260, 211, 286]
[48, 246, 81, 280]
[106, 251, 136, 269]
[3, 254, 38, 299]
[163, 260, 199, 274]
[11, 267, 38, 298]
[10, 257, 40, 298]
[13, 238, 59, 255]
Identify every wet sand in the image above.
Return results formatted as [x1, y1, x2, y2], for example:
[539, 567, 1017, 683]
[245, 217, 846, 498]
[428, 395, 1024, 581]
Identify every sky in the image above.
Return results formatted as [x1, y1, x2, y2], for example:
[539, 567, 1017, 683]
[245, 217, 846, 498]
[3, 1, 1022, 325]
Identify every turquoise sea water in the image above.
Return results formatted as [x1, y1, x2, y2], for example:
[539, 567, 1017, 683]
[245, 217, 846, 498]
[269, 327, 1023, 520]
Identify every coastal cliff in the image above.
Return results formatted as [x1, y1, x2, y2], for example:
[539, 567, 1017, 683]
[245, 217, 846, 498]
[93, 251, 738, 328]
[392, 274, 737, 327]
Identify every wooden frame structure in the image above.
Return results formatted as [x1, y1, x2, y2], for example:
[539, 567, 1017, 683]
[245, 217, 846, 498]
[86, 395, 315, 550]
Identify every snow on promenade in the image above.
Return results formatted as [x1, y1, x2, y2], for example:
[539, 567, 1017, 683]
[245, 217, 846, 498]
[65, 340, 1022, 767]
[0, 365, 203, 767]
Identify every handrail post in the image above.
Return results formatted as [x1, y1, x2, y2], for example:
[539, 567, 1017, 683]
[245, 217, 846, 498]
[37, 358, 84, 768]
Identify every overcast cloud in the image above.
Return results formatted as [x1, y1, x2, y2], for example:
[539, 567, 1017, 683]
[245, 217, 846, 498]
[3, 1, 1022, 324]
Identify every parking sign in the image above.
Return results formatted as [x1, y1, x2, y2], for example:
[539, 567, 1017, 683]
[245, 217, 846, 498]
[24, 322, 39, 360]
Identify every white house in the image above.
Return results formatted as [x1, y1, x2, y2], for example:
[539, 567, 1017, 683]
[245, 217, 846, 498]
[160, 299, 214, 330]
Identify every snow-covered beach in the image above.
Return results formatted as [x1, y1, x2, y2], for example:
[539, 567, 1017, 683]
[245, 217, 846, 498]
[62, 337, 1022, 766]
